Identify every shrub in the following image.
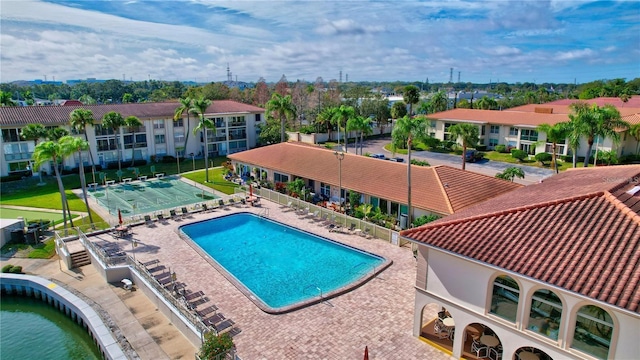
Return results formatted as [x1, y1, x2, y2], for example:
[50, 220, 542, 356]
[2, 264, 14, 273]
[0, 174, 25, 182]
[511, 149, 528, 162]
[442, 141, 456, 151]
[410, 159, 430, 166]
[422, 137, 441, 149]
[495, 144, 507, 153]
[620, 154, 640, 164]
[534, 152, 552, 165]
[162, 155, 176, 163]
[476, 145, 487, 151]
[9, 265, 23, 274]
[453, 149, 463, 155]
[413, 214, 441, 227]
[199, 332, 234, 360]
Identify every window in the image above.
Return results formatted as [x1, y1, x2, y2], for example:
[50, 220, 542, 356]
[520, 129, 538, 141]
[94, 125, 114, 136]
[490, 125, 500, 134]
[274, 172, 289, 183]
[430, 120, 436, 128]
[489, 139, 499, 147]
[444, 123, 454, 133]
[174, 132, 185, 144]
[369, 197, 380, 208]
[97, 138, 116, 151]
[490, 275, 519, 322]
[153, 120, 165, 129]
[509, 127, 518, 136]
[8, 161, 30, 172]
[320, 182, 331, 198]
[571, 305, 612, 360]
[135, 134, 147, 148]
[545, 143, 566, 155]
[154, 134, 166, 144]
[255, 113, 261, 122]
[2, 129, 21, 142]
[174, 118, 183, 127]
[520, 143, 535, 155]
[481, 125, 486, 136]
[527, 289, 562, 340]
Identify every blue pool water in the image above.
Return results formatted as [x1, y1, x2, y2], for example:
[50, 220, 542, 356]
[180, 213, 387, 312]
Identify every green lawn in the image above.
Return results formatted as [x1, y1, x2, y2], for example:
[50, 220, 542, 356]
[0, 206, 72, 225]
[182, 167, 240, 195]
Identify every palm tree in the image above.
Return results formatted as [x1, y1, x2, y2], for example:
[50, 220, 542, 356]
[332, 105, 356, 153]
[47, 127, 69, 141]
[69, 108, 97, 182]
[495, 167, 525, 182]
[191, 98, 214, 182]
[124, 116, 143, 166]
[265, 93, 296, 143]
[173, 97, 193, 158]
[403, 85, 420, 116]
[101, 111, 126, 172]
[448, 123, 480, 170]
[358, 116, 373, 155]
[391, 115, 428, 226]
[60, 136, 94, 225]
[32, 141, 73, 230]
[629, 123, 640, 154]
[316, 107, 337, 138]
[430, 91, 448, 113]
[536, 122, 569, 173]
[20, 124, 47, 183]
[0, 90, 17, 106]
[569, 103, 628, 167]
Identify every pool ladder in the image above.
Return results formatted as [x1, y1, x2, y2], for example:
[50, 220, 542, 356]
[303, 285, 323, 298]
[258, 208, 270, 219]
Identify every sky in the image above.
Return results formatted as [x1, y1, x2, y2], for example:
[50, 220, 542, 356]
[1, 0, 639, 85]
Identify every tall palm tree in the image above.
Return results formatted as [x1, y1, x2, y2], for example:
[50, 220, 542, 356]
[358, 116, 373, 155]
[47, 127, 69, 141]
[60, 136, 94, 225]
[332, 105, 356, 153]
[403, 85, 420, 116]
[124, 116, 143, 166]
[32, 141, 73, 230]
[567, 104, 591, 167]
[391, 115, 428, 226]
[69, 108, 97, 182]
[430, 91, 448, 113]
[536, 122, 569, 173]
[191, 98, 214, 182]
[569, 103, 628, 167]
[0, 90, 17, 106]
[20, 123, 47, 183]
[173, 97, 193, 158]
[101, 111, 126, 172]
[629, 123, 640, 154]
[448, 123, 480, 170]
[316, 107, 338, 138]
[265, 93, 296, 143]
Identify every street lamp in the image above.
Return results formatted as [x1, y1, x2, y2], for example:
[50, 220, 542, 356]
[334, 151, 344, 222]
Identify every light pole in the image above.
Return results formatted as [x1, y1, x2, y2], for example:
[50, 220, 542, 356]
[334, 151, 344, 222]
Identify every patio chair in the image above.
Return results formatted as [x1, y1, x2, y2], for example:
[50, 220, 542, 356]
[319, 213, 330, 225]
[218, 199, 226, 208]
[472, 339, 489, 358]
[348, 223, 357, 233]
[169, 209, 178, 219]
[144, 215, 153, 227]
[489, 347, 502, 360]
[181, 207, 189, 218]
[157, 213, 167, 223]
[202, 203, 209, 212]
[228, 198, 236, 206]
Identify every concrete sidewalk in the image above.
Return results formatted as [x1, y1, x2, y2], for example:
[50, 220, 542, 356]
[0, 256, 197, 360]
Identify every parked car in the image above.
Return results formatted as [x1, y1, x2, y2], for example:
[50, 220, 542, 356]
[464, 150, 484, 162]
[388, 157, 405, 162]
[371, 154, 386, 159]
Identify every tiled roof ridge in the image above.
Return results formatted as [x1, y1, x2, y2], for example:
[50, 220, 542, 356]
[431, 166, 455, 214]
[413, 191, 605, 232]
[603, 191, 640, 226]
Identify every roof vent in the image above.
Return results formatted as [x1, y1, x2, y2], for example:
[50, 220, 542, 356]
[626, 186, 640, 196]
[534, 107, 553, 114]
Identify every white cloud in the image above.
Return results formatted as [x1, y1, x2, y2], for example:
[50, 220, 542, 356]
[555, 49, 595, 61]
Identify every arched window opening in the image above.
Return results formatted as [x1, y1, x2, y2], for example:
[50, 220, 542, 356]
[571, 305, 612, 360]
[490, 275, 519, 322]
[527, 289, 562, 340]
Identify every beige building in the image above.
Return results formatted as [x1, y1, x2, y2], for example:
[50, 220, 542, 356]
[0, 100, 265, 177]
[401, 165, 640, 360]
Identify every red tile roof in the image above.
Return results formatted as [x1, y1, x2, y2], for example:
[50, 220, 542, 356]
[0, 100, 264, 126]
[430, 96, 640, 127]
[228, 142, 522, 215]
[401, 165, 640, 313]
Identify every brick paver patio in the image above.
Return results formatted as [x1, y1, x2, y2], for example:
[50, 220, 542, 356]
[91, 199, 451, 359]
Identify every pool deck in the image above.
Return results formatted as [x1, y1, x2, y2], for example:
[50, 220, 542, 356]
[5, 198, 452, 359]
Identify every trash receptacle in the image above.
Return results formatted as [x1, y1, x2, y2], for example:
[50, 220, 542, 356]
[11, 229, 25, 243]
[25, 229, 37, 244]
[400, 214, 408, 229]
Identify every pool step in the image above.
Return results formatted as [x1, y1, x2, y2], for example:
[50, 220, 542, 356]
[70, 250, 91, 268]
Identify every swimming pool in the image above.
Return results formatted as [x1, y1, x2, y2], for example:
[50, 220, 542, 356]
[89, 177, 217, 215]
[180, 213, 390, 313]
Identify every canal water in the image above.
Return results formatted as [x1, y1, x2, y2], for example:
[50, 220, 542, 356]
[1, 294, 101, 359]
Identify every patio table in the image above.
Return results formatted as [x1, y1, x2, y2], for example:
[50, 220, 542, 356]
[442, 317, 455, 327]
[518, 351, 539, 360]
[480, 335, 499, 347]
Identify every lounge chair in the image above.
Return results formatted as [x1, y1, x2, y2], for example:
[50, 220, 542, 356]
[157, 213, 167, 223]
[144, 215, 153, 227]
[181, 207, 189, 218]
[285, 201, 293, 210]
[348, 223, 357, 233]
[202, 203, 209, 212]
[211, 319, 236, 334]
[309, 210, 320, 220]
[218, 199, 226, 207]
[228, 198, 236, 206]
[169, 209, 178, 219]
[202, 313, 226, 326]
